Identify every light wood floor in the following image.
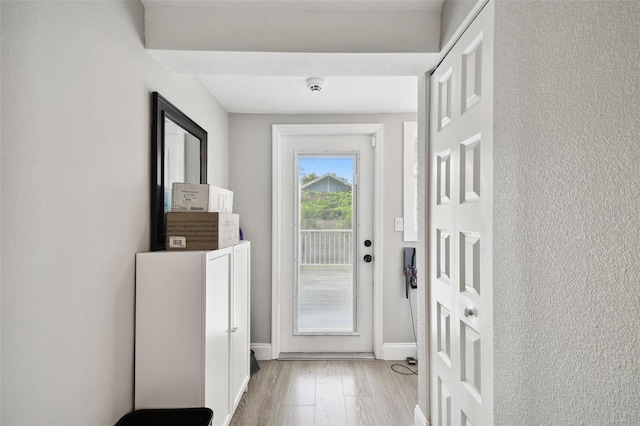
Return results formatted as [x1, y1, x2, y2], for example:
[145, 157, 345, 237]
[230, 359, 418, 426]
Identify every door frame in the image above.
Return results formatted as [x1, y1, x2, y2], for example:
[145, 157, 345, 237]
[271, 123, 384, 359]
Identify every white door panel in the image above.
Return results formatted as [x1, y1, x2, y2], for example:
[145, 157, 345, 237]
[279, 133, 374, 353]
[430, 2, 494, 425]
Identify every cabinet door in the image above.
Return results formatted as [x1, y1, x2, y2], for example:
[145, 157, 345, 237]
[204, 249, 232, 426]
[230, 242, 251, 412]
[135, 252, 204, 409]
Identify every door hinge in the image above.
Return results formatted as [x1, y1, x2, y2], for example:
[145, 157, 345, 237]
[371, 136, 376, 147]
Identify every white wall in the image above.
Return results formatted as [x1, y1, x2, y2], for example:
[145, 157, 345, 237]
[493, 1, 640, 423]
[0, 2, 228, 425]
[439, 0, 480, 49]
[228, 113, 418, 349]
[0, 2, 3, 421]
[145, 3, 440, 54]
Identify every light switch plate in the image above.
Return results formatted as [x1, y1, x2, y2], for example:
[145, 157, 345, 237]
[394, 217, 404, 232]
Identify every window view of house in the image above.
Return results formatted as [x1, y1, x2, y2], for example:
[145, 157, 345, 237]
[297, 157, 356, 333]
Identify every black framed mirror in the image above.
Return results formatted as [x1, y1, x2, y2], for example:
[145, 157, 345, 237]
[151, 92, 207, 251]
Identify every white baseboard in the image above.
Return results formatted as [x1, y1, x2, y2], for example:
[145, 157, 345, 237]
[382, 343, 418, 360]
[250, 343, 273, 360]
[414, 405, 429, 426]
[253, 343, 417, 361]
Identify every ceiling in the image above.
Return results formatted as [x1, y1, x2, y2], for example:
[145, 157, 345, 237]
[197, 75, 418, 115]
[144, 1, 446, 114]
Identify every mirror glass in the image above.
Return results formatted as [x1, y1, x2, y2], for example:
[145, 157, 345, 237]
[151, 92, 207, 251]
[163, 117, 203, 212]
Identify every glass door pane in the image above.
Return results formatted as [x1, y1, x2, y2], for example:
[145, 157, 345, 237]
[295, 155, 357, 334]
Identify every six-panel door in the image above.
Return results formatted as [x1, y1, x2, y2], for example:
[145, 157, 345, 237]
[430, 2, 495, 425]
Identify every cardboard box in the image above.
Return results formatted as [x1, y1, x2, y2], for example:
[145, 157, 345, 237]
[166, 212, 239, 250]
[171, 183, 208, 212]
[171, 183, 233, 213]
[208, 185, 234, 213]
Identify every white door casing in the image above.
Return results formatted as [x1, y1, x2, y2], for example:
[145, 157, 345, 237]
[429, 2, 494, 425]
[272, 124, 384, 358]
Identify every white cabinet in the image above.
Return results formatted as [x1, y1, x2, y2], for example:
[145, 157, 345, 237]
[135, 241, 250, 426]
[229, 242, 251, 412]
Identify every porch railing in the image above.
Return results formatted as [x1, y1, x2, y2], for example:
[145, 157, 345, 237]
[299, 230, 353, 266]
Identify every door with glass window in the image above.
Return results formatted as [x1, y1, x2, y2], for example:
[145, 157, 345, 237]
[279, 133, 374, 353]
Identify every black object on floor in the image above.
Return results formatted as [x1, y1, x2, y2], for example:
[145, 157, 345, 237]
[115, 407, 213, 426]
[250, 349, 260, 375]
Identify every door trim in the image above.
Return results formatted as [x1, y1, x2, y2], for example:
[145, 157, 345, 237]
[271, 123, 384, 359]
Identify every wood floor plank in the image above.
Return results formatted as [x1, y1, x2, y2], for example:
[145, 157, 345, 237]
[339, 360, 373, 397]
[315, 361, 349, 426]
[285, 360, 317, 406]
[261, 360, 294, 426]
[362, 360, 414, 426]
[230, 360, 275, 426]
[344, 395, 381, 426]
[229, 371, 256, 423]
[282, 405, 316, 426]
[230, 360, 293, 426]
[230, 359, 417, 426]
[228, 368, 256, 424]
[385, 360, 418, 417]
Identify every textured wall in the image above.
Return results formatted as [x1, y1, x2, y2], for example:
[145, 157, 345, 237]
[493, 1, 640, 424]
[228, 113, 418, 348]
[1, 2, 228, 424]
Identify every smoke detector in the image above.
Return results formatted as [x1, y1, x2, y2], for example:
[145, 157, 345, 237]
[306, 77, 324, 92]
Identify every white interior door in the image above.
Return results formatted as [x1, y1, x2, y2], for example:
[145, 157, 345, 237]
[279, 133, 374, 353]
[429, 2, 494, 425]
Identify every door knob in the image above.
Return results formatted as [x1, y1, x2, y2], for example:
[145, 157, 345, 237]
[363, 254, 373, 263]
[463, 307, 475, 317]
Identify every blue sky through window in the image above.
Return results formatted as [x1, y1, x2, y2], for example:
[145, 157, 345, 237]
[298, 157, 354, 184]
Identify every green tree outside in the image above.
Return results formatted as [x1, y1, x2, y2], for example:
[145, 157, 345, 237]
[299, 173, 352, 230]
